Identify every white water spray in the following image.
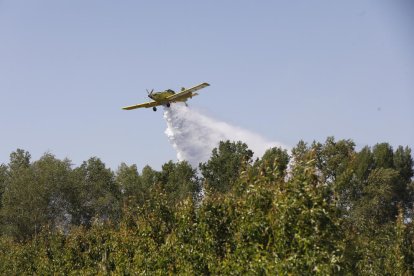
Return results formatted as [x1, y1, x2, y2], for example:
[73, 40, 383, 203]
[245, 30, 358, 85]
[164, 104, 287, 167]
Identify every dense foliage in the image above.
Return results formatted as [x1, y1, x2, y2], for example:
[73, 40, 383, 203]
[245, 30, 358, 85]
[0, 138, 413, 274]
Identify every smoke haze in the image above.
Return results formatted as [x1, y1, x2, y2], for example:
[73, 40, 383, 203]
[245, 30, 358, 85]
[164, 104, 287, 167]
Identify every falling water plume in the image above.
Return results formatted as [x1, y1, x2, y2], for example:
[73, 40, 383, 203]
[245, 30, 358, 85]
[164, 104, 287, 168]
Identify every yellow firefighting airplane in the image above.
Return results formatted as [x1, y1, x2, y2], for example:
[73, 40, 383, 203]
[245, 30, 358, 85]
[122, 82, 210, 112]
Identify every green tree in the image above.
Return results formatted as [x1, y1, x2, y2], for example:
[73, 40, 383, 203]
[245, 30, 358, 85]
[352, 168, 400, 225]
[158, 160, 200, 204]
[394, 146, 413, 182]
[0, 164, 7, 209]
[339, 144, 413, 273]
[1, 149, 41, 240]
[372, 142, 394, 169]
[345, 210, 414, 275]
[8, 149, 31, 172]
[353, 146, 374, 182]
[348, 144, 413, 225]
[254, 147, 290, 182]
[268, 158, 344, 274]
[1, 152, 76, 240]
[140, 165, 158, 189]
[0, 140, 413, 274]
[394, 146, 414, 214]
[72, 157, 121, 227]
[31, 153, 74, 230]
[116, 163, 146, 207]
[313, 137, 355, 183]
[291, 140, 311, 165]
[200, 141, 253, 194]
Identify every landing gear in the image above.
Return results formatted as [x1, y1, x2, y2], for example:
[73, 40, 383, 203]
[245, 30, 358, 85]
[166, 102, 171, 108]
[153, 106, 157, 112]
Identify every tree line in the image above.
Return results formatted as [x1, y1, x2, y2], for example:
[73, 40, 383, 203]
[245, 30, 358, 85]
[0, 138, 413, 274]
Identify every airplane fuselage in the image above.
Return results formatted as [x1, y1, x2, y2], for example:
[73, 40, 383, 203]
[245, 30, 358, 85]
[149, 89, 190, 104]
[122, 82, 209, 111]
[149, 90, 176, 103]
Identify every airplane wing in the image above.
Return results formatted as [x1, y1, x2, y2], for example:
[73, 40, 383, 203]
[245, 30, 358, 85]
[167, 82, 210, 102]
[122, 101, 159, 110]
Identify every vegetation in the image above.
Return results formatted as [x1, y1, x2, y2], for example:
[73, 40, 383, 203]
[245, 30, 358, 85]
[0, 138, 413, 274]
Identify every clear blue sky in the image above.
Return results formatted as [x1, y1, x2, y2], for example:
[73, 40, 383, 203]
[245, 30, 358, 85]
[1, 1, 413, 170]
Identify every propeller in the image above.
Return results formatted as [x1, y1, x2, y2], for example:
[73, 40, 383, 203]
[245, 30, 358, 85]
[146, 89, 154, 98]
